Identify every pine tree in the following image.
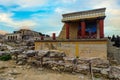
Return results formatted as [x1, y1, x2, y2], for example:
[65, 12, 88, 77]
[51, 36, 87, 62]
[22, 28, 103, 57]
[108, 36, 111, 40]
[111, 35, 116, 42]
[114, 35, 120, 47]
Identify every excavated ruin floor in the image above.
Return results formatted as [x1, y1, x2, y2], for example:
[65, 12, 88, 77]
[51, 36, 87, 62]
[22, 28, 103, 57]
[0, 60, 107, 80]
[0, 61, 96, 80]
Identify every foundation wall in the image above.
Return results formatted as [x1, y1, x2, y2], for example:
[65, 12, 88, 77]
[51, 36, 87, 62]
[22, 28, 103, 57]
[35, 40, 107, 59]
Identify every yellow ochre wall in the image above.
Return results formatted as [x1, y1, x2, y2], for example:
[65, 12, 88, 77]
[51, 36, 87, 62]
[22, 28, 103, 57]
[59, 22, 79, 39]
[35, 40, 107, 59]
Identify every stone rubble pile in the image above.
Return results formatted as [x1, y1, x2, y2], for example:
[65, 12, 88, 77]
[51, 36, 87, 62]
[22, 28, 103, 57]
[0, 45, 8, 51]
[2, 49, 119, 80]
[109, 66, 120, 79]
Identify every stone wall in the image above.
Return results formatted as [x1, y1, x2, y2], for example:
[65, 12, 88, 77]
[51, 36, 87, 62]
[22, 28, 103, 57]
[35, 40, 107, 59]
[16, 29, 41, 37]
[58, 24, 66, 39]
[69, 22, 79, 39]
[58, 22, 78, 40]
[5, 33, 21, 41]
[5, 29, 41, 41]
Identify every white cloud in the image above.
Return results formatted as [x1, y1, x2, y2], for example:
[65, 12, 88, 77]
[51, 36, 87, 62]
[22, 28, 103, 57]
[30, 12, 63, 36]
[0, 0, 46, 6]
[90, 0, 120, 17]
[17, 0, 46, 7]
[90, 0, 115, 8]
[55, 8, 75, 14]
[31, 12, 62, 27]
[0, 12, 37, 29]
[61, 0, 76, 3]
[0, 0, 16, 6]
[55, 8, 65, 14]
[0, 0, 47, 11]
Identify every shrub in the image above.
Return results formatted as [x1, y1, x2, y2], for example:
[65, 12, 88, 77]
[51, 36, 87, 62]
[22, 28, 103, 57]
[0, 54, 11, 61]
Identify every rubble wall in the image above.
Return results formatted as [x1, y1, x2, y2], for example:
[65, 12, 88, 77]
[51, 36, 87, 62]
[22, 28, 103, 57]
[35, 40, 107, 59]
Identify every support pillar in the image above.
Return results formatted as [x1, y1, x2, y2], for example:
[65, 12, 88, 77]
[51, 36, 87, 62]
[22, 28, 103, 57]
[65, 23, 69, 39]
[52, 33, 56, 40]
[77, 26, 81, 39]
[81, 21, 86, 38]
[41, 36, 44, 40]
[99, 19, 104, 38]
[96, 20, 100, 39]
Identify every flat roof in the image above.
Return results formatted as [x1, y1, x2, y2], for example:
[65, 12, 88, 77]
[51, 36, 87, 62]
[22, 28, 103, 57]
[62, 8, 106, 22]
[62, 8, 106, 16]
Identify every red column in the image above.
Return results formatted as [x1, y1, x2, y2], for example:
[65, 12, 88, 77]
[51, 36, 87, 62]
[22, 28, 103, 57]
[77, 26, 81, 39]
[65, 23, 69, 39]
[81, 21, 86, 38]
[52, 33, 56, 40]
[99, 19, 104, 38]
[41, 36, 44, 40]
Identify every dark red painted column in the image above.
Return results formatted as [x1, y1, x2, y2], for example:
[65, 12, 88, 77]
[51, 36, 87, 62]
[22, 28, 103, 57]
[41, 36, 44, 40]
[52, 33, 56, 40]
[77, 25, 81, 39]
[81, 21, 86, 38]
[99, 19, 104, 38]
[65, 23, 69, 39]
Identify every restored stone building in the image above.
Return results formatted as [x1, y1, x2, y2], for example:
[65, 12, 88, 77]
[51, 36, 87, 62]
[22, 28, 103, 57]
[35, 8, 108, 59]
[14, 29, 41, 40]
[59, 8, 106, 39]
[5, 33, 21, 41]
[5, 29, 42, 41]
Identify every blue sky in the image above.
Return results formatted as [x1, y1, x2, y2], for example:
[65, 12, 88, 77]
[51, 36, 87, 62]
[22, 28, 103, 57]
[0, 0, 120, 36]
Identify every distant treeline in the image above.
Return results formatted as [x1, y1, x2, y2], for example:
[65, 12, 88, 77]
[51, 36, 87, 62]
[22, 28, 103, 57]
[108, 35, 120, 47]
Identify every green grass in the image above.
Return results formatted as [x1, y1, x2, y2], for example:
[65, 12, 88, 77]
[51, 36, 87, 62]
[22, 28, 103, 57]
[0, 54, 11, 61]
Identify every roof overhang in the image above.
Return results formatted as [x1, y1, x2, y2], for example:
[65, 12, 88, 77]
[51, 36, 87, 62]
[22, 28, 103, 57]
[62, 8, 106, 22]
